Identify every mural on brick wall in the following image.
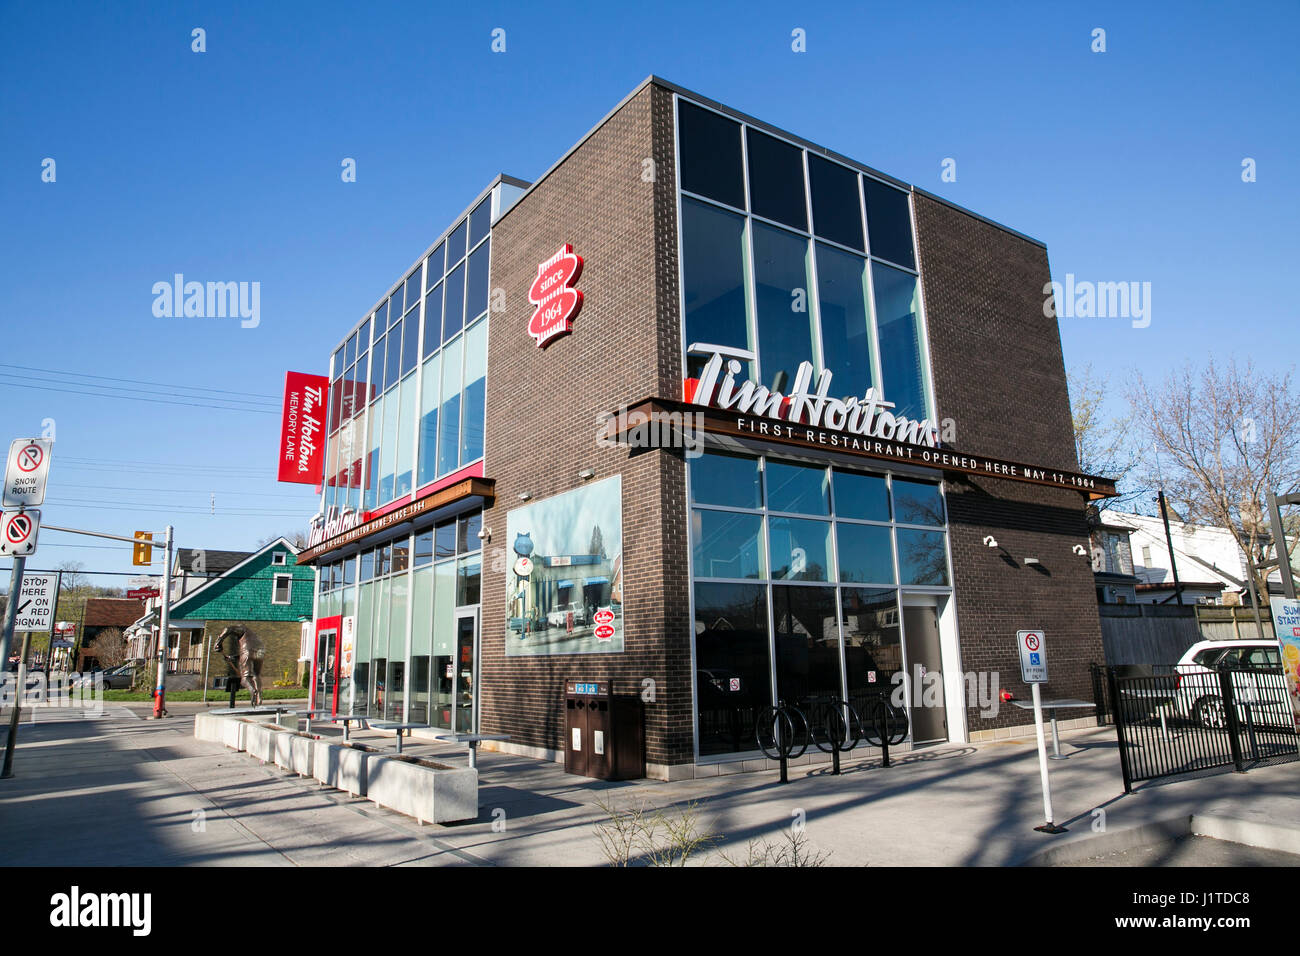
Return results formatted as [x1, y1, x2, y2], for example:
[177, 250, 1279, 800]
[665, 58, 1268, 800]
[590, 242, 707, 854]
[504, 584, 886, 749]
[506, 475, 623, 655]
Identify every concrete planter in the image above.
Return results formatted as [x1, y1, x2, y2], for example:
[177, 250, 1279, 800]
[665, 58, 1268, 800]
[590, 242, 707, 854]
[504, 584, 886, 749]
[312, 739, 341, 788]
[366, 754, 479, 824]
[219, 717, 252, 752]
[336, 744, 376, 797]
[271, 731, 315, 776]
[245, 722, 283, 763]
[311, 741, 376, 796]
[193, 713, 217, 743]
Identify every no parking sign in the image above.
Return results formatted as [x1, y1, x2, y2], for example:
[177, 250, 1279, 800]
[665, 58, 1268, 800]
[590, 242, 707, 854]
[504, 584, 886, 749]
[1017, 629, 1048, 683]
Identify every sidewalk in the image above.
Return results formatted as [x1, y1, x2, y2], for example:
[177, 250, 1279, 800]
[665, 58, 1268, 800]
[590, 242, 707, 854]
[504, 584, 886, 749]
[1, 703, 1298, 866]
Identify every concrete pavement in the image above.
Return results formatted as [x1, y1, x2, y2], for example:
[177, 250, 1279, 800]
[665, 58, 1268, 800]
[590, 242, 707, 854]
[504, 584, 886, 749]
[2, 701, 1299, 866]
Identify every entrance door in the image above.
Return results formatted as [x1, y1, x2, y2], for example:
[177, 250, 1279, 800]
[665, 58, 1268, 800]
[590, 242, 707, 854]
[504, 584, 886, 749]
[314, 629, 338, 716]
[902, 604, 946, 743]
[453, 610, 478, 733]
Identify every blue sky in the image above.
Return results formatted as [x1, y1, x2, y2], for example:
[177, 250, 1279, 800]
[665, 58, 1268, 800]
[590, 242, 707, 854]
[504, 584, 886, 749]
[1, 0, 1296, 587]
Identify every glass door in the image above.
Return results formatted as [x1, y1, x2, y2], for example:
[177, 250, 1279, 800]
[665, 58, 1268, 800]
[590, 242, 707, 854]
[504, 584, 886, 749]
[453, 609, 478, 733]
[314, 629, 338, 716]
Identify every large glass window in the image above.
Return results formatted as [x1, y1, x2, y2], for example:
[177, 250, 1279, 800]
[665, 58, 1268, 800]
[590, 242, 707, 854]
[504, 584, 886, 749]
[692, 510, 765, 579]
[897, 529, 949, 586]
[437, 336, 463, 477]
[422, 284, 443, 358]
[809, 155, 864, 251]
[892, 478, 945, 526]
[872, 262, 928, 423]
[443, 263, 465, 342]
[765, 460, 830, 516]
[678, 101, 745, 209]
[465, 242, 489, 322]
[690, 451, 761, 509]
[836, 523, 895, 584]
[773, 585, 840, 706]
[689, 452, 950, 759]
[746, 128, 807, 230]
[815, 244, 874, 400]
[460, 320, 487, 466]
[681, 198, 751, 380]
[417, 354, 440, 486]
[694, 582, 772, 758]
[675, 97, 932, 429]
[752, 222, 814, 393]
[863, 178, 915, 269]
[768, 517, 833, 581]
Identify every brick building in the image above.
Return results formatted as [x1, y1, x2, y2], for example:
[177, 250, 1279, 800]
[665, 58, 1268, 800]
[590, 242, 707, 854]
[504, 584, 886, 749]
[300, 77, 1115, 779]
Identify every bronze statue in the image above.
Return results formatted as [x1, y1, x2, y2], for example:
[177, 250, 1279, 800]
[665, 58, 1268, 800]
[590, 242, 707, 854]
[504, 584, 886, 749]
[213, 625, 267, 706]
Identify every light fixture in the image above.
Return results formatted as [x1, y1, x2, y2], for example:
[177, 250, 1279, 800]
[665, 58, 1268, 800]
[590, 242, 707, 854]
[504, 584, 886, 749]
[1072, 544, 1088, 557]
[1024, 557, 1040, 566]
[983, 535, 999, 549]
[518, 492, 532, 501]
[578, 468, 595, 480]
[477, 527, 492, 542]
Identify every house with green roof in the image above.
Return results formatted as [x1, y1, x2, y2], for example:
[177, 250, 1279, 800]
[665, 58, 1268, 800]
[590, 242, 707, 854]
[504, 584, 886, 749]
[125, 537, 315, 690]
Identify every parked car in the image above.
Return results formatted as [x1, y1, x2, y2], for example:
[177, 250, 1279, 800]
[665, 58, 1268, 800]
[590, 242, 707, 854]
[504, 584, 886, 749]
[546, 603, 588, 629]
[74, 664, 136, 690]
[1173, 640, 1288, 729]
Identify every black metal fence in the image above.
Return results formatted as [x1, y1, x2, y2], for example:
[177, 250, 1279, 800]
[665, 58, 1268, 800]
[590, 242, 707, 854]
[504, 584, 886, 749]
[1093, 662, 1299, 791]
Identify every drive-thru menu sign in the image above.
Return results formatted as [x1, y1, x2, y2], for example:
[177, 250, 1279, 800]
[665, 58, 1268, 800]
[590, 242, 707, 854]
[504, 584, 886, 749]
[4, 439, 52, 508]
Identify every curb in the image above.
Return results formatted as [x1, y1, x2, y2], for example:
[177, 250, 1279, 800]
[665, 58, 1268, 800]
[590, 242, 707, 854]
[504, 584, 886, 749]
[1019, 813, 1300, 866]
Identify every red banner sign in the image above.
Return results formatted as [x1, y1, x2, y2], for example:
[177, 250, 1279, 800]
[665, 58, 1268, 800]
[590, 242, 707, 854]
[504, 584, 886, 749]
[528, 244, 584, 348]
[126, 587, 160, 599]
[278, 371, 329, 484]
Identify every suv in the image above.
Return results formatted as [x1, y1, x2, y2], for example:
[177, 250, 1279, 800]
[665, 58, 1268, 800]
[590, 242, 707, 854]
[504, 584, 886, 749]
[1173, 640, 1288, 729]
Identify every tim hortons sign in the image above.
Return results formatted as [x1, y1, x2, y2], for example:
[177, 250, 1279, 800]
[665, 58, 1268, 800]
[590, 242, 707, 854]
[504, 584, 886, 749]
[687, 345, 941, 447]
[528, 244, 584, 348]
[278, 371, 329, 484]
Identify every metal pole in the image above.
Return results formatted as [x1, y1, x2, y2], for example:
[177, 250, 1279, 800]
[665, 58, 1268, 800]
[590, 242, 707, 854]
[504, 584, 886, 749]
[151, 525, 175, 719]
[1030, 682, 1065, 832]
[0, 555, 26, 675]
[1268, 492, 1297, 601]
[1158, 491, 1184, 606]
[2, 631, 34, 778]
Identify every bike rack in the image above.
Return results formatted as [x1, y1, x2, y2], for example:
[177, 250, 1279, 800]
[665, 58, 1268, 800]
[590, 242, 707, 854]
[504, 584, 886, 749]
[756, 696, 909, 781]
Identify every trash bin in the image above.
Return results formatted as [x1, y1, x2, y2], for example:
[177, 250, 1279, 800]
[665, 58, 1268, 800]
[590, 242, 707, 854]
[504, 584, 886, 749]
[564, 680, 644, 780]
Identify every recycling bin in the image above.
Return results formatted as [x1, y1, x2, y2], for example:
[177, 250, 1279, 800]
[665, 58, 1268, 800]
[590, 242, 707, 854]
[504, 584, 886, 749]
[564, 680, 644, 780]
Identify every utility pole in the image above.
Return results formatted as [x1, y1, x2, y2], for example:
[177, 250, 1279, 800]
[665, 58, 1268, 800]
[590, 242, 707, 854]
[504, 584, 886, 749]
[1157, 490, 1184, 606]
[152, 525, 175, 719]
[0, 555, 26, 678]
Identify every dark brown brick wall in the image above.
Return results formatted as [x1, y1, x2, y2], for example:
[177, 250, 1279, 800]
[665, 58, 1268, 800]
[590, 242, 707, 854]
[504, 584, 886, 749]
[480, 83, 694, 767]
[913, 193, 1105, 733]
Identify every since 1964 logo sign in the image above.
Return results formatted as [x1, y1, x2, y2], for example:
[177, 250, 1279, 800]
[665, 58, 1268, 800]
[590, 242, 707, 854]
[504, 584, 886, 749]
[527, 244, 584, 348]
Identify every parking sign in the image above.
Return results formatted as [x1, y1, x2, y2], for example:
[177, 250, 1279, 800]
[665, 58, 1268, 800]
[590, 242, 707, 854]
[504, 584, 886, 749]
[1017, 630, 1048, 683]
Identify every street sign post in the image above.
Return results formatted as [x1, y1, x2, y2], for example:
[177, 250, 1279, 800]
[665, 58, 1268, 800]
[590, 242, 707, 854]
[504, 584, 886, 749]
[1016, 629, 1065, 834]
[0, 509, 41, 556]
[4, 439, 52, 508]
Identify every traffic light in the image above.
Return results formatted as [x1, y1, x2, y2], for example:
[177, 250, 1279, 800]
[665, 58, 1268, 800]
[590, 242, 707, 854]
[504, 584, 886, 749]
[132, 531, 153, 566]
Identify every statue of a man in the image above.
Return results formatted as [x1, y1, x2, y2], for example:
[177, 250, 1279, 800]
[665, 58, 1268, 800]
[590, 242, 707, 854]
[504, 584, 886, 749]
[213, 625, 267, 706]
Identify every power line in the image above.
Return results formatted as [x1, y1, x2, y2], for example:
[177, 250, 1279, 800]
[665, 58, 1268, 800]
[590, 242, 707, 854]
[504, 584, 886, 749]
[0, 370, 278, 409]
[0, 380, 276, 413]
[0, 363, 281, 400]
[52, 482, 315, 499]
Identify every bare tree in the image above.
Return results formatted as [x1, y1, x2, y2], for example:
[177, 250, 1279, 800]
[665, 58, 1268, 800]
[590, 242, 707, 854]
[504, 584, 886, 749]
[88, 628, 127, 669]
[258, 531, 310, 550]
[1068, 365, 1142, 509]
[1128, 359, 1300, 600]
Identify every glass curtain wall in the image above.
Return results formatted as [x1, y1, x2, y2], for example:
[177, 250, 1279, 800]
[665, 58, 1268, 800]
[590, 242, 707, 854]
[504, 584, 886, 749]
[676, 97, 933, 424]
[689, 450, 950, 758]
[322, 194, 493, 524]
